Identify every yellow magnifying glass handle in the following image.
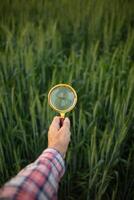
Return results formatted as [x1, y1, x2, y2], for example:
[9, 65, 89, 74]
[60, 113, 65, 127]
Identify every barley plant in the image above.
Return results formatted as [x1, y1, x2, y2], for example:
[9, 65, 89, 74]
[0, 0, 134, 199]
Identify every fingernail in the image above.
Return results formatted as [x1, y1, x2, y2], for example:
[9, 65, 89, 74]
[54, 116, 59, 119]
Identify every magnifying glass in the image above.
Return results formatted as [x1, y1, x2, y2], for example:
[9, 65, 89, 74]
[48, 83, 77, 127]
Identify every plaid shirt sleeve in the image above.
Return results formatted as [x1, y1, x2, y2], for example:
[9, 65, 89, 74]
[0, 148, 65, 200]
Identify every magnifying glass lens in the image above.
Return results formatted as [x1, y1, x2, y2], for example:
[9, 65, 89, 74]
[48, 84, 77, 122]
[50, 87, 75, 111]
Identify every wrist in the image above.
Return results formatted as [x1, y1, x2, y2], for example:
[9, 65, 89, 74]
[48, 145, 66, 158]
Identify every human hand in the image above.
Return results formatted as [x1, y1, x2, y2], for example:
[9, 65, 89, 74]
[48, 116, 71, 158]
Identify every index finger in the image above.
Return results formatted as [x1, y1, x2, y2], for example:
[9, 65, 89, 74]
[62, 117, 70, 129]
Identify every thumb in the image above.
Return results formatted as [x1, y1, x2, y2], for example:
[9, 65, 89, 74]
[50, 116, 60, 130]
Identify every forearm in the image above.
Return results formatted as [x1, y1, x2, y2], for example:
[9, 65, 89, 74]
[0, 148, 65, 200]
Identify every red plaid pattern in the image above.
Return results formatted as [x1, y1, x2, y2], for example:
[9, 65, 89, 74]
[0, 148, 65, 200]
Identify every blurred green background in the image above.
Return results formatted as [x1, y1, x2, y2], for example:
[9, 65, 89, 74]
[0, 0, 134, 199]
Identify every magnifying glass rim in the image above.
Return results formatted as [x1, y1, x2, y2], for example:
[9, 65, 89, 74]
[48, 83, 77, 114]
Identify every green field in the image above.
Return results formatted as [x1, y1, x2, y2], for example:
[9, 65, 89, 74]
[0, 0, 134, 199]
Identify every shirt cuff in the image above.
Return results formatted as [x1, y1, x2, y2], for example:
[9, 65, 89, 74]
[36, 148, 65, 178]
